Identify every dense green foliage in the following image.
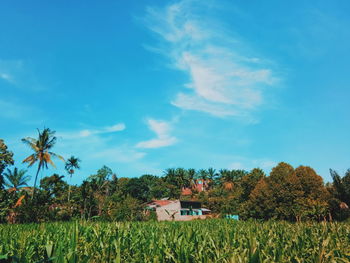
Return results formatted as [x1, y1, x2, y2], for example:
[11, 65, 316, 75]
[1, 163, 342, 223]
[0, 139, 14, 189]
[1, 129, 350, 223]
[0, 220, 350, 263]
[3, 167, 30, 191]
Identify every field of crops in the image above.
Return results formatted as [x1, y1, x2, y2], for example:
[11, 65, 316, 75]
[0, 220, 349, 263]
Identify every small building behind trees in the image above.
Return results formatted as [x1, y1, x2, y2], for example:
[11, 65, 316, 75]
[146, 200, 211, 221]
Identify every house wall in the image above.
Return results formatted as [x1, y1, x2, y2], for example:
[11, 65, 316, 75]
[155, 201, 180, 221]
[155, 201, 207, 221]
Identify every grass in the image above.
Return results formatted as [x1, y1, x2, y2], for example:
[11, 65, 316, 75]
[0, 219, 350, 262]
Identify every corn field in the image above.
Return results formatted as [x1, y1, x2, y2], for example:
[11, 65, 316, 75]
[0, 220, 349, 263]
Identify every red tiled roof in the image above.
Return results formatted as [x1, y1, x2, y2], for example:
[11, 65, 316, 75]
[182, 188, 192, 196]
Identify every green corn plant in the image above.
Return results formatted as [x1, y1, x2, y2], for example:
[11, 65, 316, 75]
[0, 220, 350, 262]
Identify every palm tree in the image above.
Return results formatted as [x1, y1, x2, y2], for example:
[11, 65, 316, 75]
[3, 167, 31, 192]
[219, 169, 247, 190]
[219, 169, 234, 190]
[198, 169, 209, 191]
[175, 168, 191, 189]
[22, 128, 64, 199]
[65, 156, 81, 202]
[163, 168, 178, 187]
[207, 167, 218, 189]
[187, 168, 197, 188]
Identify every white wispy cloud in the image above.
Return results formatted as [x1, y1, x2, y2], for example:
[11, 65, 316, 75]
[145, 0, 278, 118]
[0, 73, 12, 82]
[0, 59, 23, 85]
[172, 93, 239, 117]
[55, 124, 146, 165]
[136, 119, 177, 149]
[8, 123, 146, 179]
[58, 123, 126, 139]
[0, 59, 48, 91]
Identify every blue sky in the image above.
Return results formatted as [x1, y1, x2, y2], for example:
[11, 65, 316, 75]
[1, 0, 349, 184]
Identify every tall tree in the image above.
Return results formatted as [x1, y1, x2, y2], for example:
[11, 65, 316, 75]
[176, 168, 190, 189]
[187, 168, 197, 188]
[79, 179, 99, 219]
[268, 162, 303, 220]
[40, 174, 67, 201]
[0, 139, 14, 189]
[330, 169, 350, 206]
[124, 178, 150, 202]
[240, 168, 265, 202]
[219, 169, 247, 190]
[293, 166, 329, 221]
[329, 169, 350, 220]
[198, 169, 209, 190]
[218, 169, 232, 190]
[244, 178, 273, 219]
[164, 168, 182, 188]
[295, 166, 327, 198]
[3, 167, 30, 192]
[87, 166, 114, 216]
[21, 128, 64, 199]
[163, 168, 182, 198]
[88, 165, 112, 187]
[207, 167, 218, 189]
[244, 163, 304, 220]
[65, 156, 81, 202]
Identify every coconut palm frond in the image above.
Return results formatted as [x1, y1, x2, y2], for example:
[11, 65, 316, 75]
[21, 137, 39, 152]
[22, 128, 62, 199]
[43, 152, 56, 168]
[50, 152, 65, 162]
[15, 195, 26, 208]
[22, 154, 37, 166]
[3, 167, 30, 191]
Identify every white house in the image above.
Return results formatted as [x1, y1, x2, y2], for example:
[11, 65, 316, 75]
[146, 200, 211, 221]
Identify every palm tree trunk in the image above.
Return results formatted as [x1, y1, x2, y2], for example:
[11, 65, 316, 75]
[68, 173, 72, 202]
[32, 163, 41, 200]
[68, 185, 71, 202]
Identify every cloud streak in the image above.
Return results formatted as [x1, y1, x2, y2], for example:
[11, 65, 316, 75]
[0, 73, 12, 82]
[55, 124, 146, 165]
[0, 59, 23, 85]
[58, 123, 126, 139]
[145, 0, 278, 118]
[136, 119, 177, 149]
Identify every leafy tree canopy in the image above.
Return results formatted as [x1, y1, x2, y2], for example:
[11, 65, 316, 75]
[0, 139, 14, 188]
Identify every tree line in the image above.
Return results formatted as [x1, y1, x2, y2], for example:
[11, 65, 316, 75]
[0, 128, 349, 223]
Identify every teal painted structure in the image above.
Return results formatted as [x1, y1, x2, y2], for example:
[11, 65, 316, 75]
[225, 214, 239, 220]
[180, 209, 203, 216]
